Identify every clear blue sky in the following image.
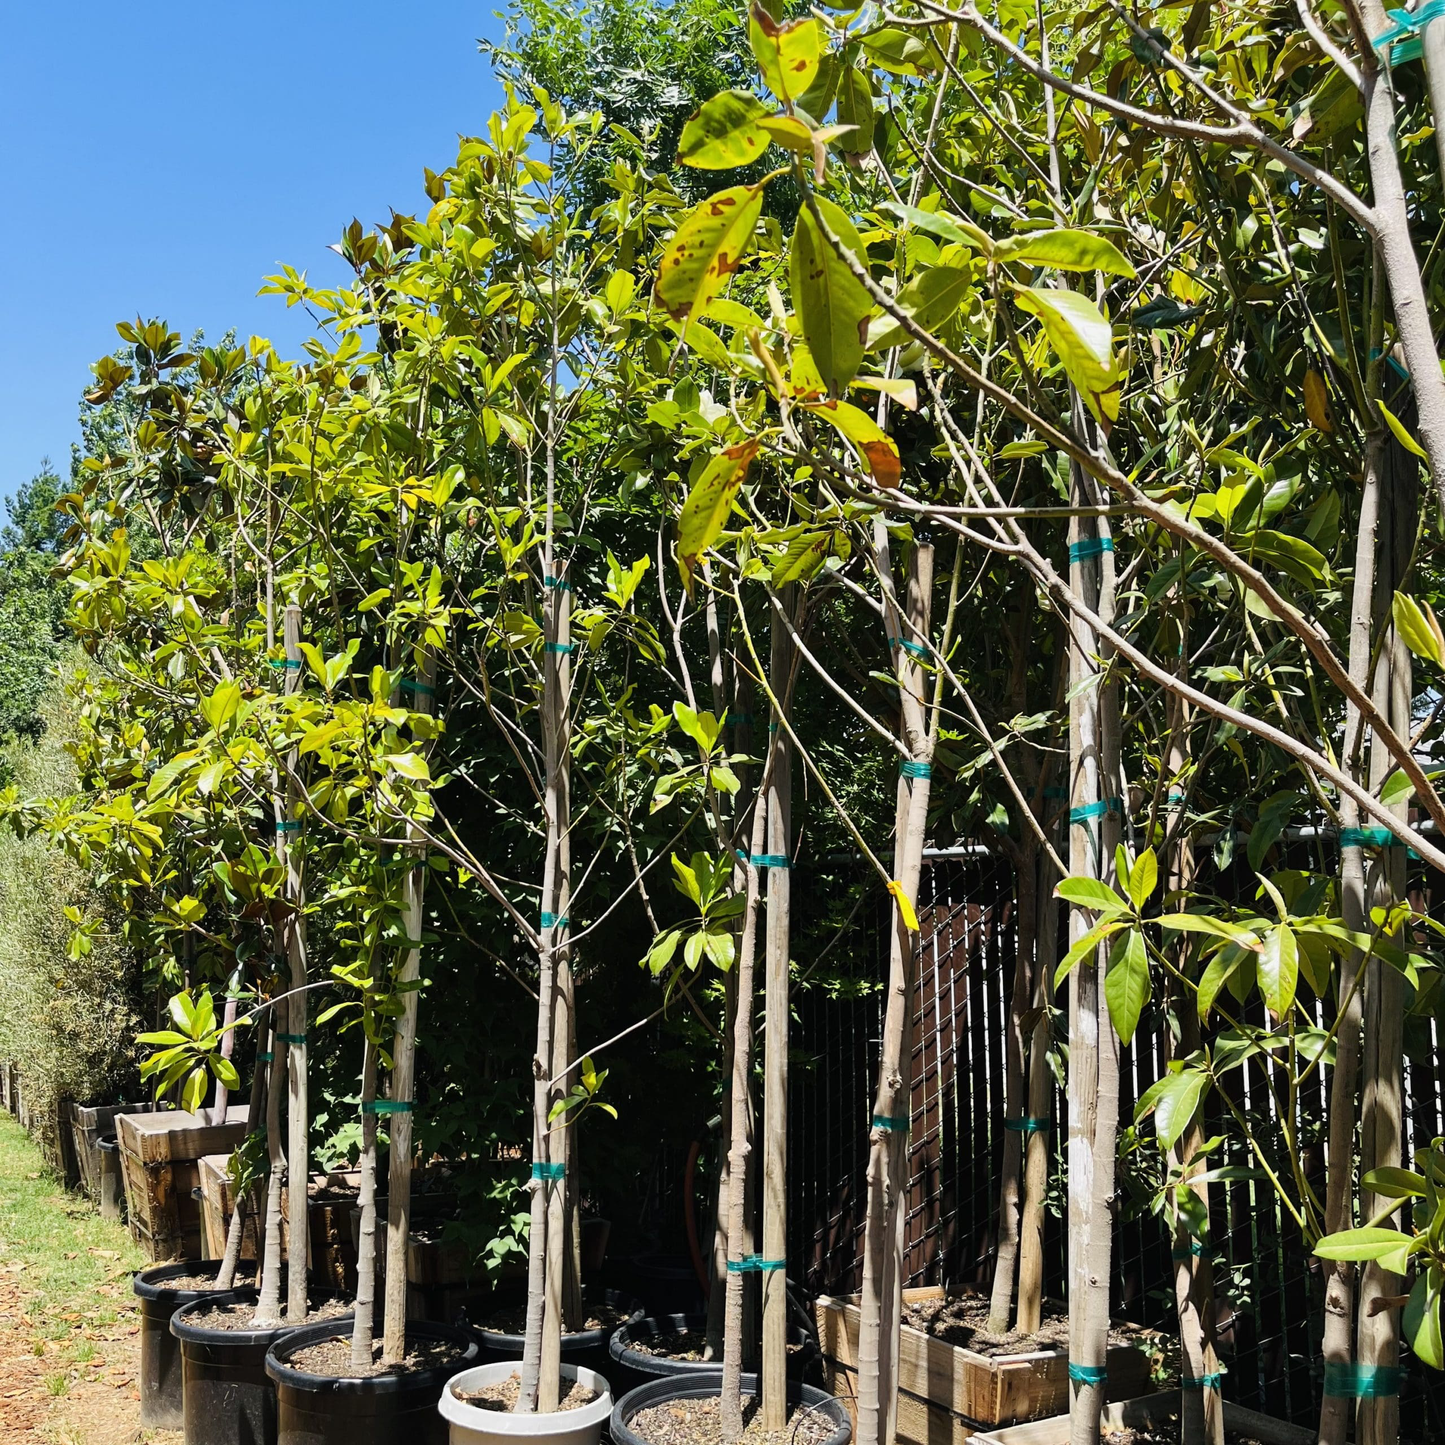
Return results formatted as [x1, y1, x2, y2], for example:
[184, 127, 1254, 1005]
[1, 3, 506, 495]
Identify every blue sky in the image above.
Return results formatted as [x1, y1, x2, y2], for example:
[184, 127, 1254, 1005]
[1, 3, 506, 495]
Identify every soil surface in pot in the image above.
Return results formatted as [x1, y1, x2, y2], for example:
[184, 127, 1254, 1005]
[630, 1395, 835, 1445]
[629, 1328, 711, 1361]
[147, 1268, 256, 1291]
[184, 1295, 350, 1329]
[287, 1334, 471, 1379]
[902, 1294, 1135, 1356]
[1107, 1431, 1268, 1445]
[478, 1302, 629, 1334]
[454, 1372, 599, 1412]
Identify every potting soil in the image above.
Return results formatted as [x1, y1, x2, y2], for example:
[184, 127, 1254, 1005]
[902, 1293, 1137, 1356]
[148, 1269, 256, 1291]
[454, 1372, 599, 1412]
[286, 1334, 470, 1378]
[477, 1302, 630, 1334]
[183, 1295, 350, 1329]
[629, 1395, 835, 1445]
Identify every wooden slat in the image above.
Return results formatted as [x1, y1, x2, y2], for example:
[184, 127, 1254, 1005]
[118, 1105, 248, 1163]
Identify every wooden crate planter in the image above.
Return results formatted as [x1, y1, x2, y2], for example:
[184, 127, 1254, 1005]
[815, 1288, 1159, 1440]
[968, 1389, 1315, 1444]
[70, 1102, 164, 1200]
[118, 1107, 249, 1262]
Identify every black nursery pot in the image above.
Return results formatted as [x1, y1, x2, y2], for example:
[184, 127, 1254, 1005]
[171, 1293, 354, 1445]
[471, 1288, 643, 1377]
[133, 1261, 249, 1429]
[609, 1371, 852, 1445]
[266, 1319, 478, 1445]
[607, 1314, 823, 1397]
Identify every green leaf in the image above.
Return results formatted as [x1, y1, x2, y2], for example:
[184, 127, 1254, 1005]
[1362, 1166, 1427, 1198]
[1257, 924, 1298, 1019]
[1013, 286, 1122, 428]
[1127, 848, 1158, 911]
[1405, 1268, 1445, 1370]
[1053, 918, 1124, 987]
[771, 530, 835, 587]
[867, 266, 974, 351]
[210, 1056, 240, 1091]
[676, 439, 761, 590]
[1314, 1226, 1416, 1262]
[1105, 928, 1150, 1044]
[994, 228, 1136, 277]
[655, 183, 767, 333]
[798, 54, 839, 119]
[1137, 1067, 1209, 1153]
[791, 196, 874, 396]
[749, 5, 821, 102]
[1055, 876, 1129, 913]
[678, 90, 774, 169]
[1381, 769, 1415, 807]
[385, 752, 431, 782]
[800, 399, 899, 487]
[878, 201, 976, 248]
[199, 681, 242, 735]
[834, 66, 875, 155]
[1378, 400, 1430, 461]
[1157, 913, 1260, 946]
[860, 27, 938, 75]
[1392, 591, 1445, 667]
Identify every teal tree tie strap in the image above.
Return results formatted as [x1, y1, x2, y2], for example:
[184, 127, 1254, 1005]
[398, 677, 435, 697]
[1323, 1362, 1402, 1398]
[543, 575, 573, 592]
[269, 658, 301, 670]
[1069, 1362, 1108, 1386]
[727, 1255, 785, 1273]
[257, 1052, 273, 1063]
[872, 1114, 909, 1131]
[1340, 826, 1397, 849]
[889, 636, 930, 660]
[361, 1099, 413, 1114]
[900, 760, 932, 779]
[1069, 537, 1115, 563]
[1172, 1241, 1219, 1260]
[751, 854, 790, 869]
[1005, 1117, 1052, 1135]
[1071, 797, 1122, 825]
[278, 1033, 306, 1046]
[1184, 1374, 1223, 1390]
[540, 912, 569, 929]
[545, 641, 577, 655]
[1043, 786, 1068, 800]
[532, 1161, 566, 1181]
[732, 712, 755, 726]
[1372, 0, 1445, 63]
[276, 820, 301, 833]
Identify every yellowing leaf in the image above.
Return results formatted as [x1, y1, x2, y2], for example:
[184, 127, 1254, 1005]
[750, 4, 821, 102]
[887, 879, 920, 932]
[1304, 369, 1333, 432]
[802, 399, 901, 487]
[678, 90, 773, 169]
[851, 376, 918, 411]
[677, 439, 761, 592]
[790, 195, 873, 395]
[1013, 286, 1122, 429]
[758, 115, 814, 154]
[994, 228, 1135, 278]
[835, 65, 875, 155]
[1392, 591, 1445, 667]
[1378, 400, 1429, 460]
[655, 184, 766, 334]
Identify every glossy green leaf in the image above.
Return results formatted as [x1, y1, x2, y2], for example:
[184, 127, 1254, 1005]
[867, 266, 974, 350]
[1379, 400, 1430, 461]
[1137, 1067, 1209, 1152]
[1127, 848, 1157, 911]
[1405, 1268, 1445, 1369]
[678, 90, 773, 169]
[994, 228, 1136, 277]
[1393, 591, 1445, 667]
[791, 195, 873, 395]
[835, 66, 875, 154]
[1257, 924, 1298, 1019]
[860, 27, 938, 75]
[1055, 876, 1129, 913]
[1105, 928, 1150, 1044]
[1314, 1226, 1415, 1261]
[1013, 286, 1121, 428]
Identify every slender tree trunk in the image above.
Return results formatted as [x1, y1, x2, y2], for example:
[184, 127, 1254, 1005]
[1320, 424, 1385, 1445]
[281, 604, 309, 1324]
[210, 964, 242, 1125]
[216, 1019, 268, 1289]
[252, 1025, 289, 1325]
[760, 591, 795, 1430]
[381, 647, 435, 1366]
[722, 796, 771, 1441]
[987, 836, 1036, 1332]
[352, 1037, 380, 1368]
[855, 539, 934, 1445]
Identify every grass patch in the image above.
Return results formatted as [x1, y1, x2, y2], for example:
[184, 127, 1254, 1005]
[0, 1112, 144, 1321]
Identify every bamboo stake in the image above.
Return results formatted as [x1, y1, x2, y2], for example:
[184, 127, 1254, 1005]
[281, 603, 309, 1325]
[381, 646, 435, 1367]
[761, 589, 794, 1431]
[855, 537, 934, 1445]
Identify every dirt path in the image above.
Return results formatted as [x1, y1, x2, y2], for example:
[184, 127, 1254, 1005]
[0, 1114, 177, 1445]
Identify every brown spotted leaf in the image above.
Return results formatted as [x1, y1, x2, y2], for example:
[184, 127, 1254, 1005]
[655, 184, 766, 336]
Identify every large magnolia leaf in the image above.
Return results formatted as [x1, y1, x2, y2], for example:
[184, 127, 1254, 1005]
[1014, 286, 1122, 428]
[656, 184, 766, 333]
[860, 27, 938, 75]
[868, 265, 974, 350]
[1257, 924, 1298, 1020]
[749, 5, 821, 102]
[678, 90, 772, 169]
[1105, 928, 1150, 1045]
[677, 438, 760, 591]
[1393, 591, 1445, 667]
[835, 66, 875, 155]
[1405, 1268, 1445, 1369]
[801, 399, 900, 487]
[791, 195, 873, 395]
[995, 228, 1136, 277]
[1137, 1066, 1209, 1153]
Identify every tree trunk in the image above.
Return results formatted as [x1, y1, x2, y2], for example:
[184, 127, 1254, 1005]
[381, 646, 435, 1366]
[252, 1022, 288, 1326]
[760, 591, 794, 1430]
[281, 604, 309, 1325]
[210, 964, 242, 1125]
[721, 794, 771, 1442]
[855, 538, 934, 1445]
[351, 1036, 380, 1368]
[216, 1019, 268, 1290]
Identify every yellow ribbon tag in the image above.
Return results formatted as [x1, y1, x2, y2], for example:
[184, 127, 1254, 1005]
[887, 880, 919, 932]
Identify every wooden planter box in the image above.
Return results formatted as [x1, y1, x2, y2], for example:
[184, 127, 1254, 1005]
[969, 1390, 1315, 1444]
[70, 1102, 165, 1200]
[816, 1288, 1159, 1441]
[117, 1107, 249, 1262]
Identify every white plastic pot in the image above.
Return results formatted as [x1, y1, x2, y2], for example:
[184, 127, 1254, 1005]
[438, 1362, 613, 1445]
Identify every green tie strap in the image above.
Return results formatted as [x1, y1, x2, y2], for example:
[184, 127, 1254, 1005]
[269, 658, 301, 670]
[1071, 797, 1122, 824]
[889, 636, 930, 660]
[1171, 1241, 1218, 1260]
[540, 912, 569, 930]
[1323, 1363, 1401, 1398]
[1069, 537, 1115, 563]
[1069, 1362, 1108, 1386]
[1043, 786, 1068, 800]
[543, 575, 573, 592]
[1004, 1117, 1052, 1135]
[750, 854, 791, 869]
[361, 1099, 413, 1114]
[278, 1033, 306, 1046]
[872, 1114, 909, 1132]
[727, 1256, 785, 1273]
[1340, 826, 1397, 849]
[257, 1052, 273, 1063]
[1184, 1374, 1223, 1390]
[900, 760, 932, 779]
[276, 820, 301, 833]
[532, 1161, 566, 1182]
[398, 677, 436, 697]
[545, 641, 577, 655]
